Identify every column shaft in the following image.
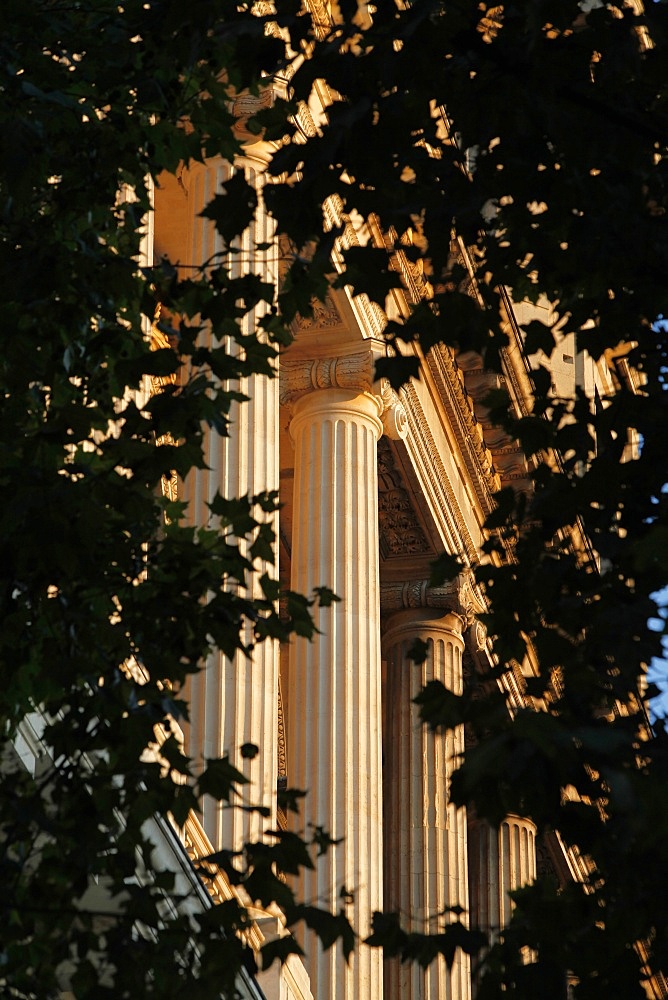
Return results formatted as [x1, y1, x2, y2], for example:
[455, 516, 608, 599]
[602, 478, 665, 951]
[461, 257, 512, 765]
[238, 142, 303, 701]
[382, 610, 471, 1000]
[287, 386, 384, 1000]
[468, 815, 537, 935]
[185, 157, 280, 851]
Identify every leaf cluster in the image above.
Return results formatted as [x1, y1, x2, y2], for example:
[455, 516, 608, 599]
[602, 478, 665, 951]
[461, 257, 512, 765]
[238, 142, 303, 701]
[0, 1, 351, 996]
[261, 0, 668, 994]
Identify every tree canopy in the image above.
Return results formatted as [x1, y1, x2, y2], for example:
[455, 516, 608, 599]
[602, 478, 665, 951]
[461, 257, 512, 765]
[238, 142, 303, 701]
[264, 2, 668, 996]
[2, 0, 668, 998]
[0, 2, 333, 996]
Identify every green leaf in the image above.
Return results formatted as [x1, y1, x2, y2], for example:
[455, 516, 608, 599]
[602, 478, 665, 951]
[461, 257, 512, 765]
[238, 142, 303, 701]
[260, 934, 304, 970]
[334, 246, 404, 306]
[522, 319, 556, 357]
[200, 172, 258, 245]
[414, 680, 464, 731]
[196, 755, 248, 801]
[375, 354, 421, 389]
[286, 905, 356, 960]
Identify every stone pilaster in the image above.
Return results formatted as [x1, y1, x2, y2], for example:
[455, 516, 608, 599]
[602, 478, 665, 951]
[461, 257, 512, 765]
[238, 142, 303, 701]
[468, 814, 537, 935]
[185, 156, 280, 852]
[284, 355, 384, 1000]
[382, 604, 471, 1000]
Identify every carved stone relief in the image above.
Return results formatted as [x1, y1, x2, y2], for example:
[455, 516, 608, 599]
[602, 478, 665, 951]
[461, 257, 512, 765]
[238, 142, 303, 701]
[377, 438, 430, 558]
[293, 294, 346, 332]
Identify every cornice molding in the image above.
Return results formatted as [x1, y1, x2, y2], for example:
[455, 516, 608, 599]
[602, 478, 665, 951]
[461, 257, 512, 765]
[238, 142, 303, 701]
[427, 344, 498, 514]
[401, 380, 479, 563]
[305, 0, 333, 38]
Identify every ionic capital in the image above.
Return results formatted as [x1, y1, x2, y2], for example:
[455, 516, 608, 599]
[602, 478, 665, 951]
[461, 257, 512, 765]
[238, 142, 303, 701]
[381, 606, 467, 655]
[380, 578, 461, 615]
[280, 355, 410, 445]
[380, 569, 485, 627]
[457, 568, 487, 629]
[280, 351, 375, 406]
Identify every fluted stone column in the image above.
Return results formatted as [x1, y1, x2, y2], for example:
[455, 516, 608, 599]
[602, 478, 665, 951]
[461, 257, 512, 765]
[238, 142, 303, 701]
[382, 604, 471, 1000]
[284, 358, 384, 1000]
[185, 156, 280, 852]
[468, 814, 537, 936]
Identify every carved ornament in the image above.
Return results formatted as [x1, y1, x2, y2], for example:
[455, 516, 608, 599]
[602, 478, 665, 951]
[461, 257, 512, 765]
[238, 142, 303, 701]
[293, 294, 346, 332]
[377, 437, 430, 557]
[401, 381, 479, 562]
[428, 343, 498, 506]
[378, 380, 408, 441]
[380, 579, 460, 613]
[469, 618, 488, 652]
[277, 672, 287, 780]
[279, 351, 375, 405]
[380, 569, 486, 630]
[457, 567, 487, 625]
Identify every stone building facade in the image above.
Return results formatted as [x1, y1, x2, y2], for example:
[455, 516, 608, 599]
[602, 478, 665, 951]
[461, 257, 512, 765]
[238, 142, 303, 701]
[151, 132, 618, 998]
